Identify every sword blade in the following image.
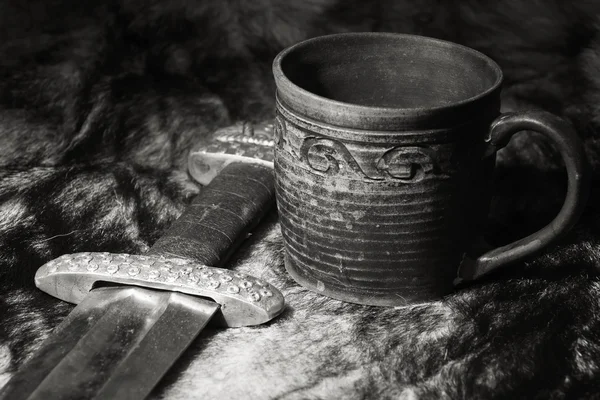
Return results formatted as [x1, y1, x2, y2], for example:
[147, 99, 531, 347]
[0, 286, 219, 400]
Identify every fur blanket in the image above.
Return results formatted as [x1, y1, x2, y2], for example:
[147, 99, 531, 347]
[2, 1, 600, 398]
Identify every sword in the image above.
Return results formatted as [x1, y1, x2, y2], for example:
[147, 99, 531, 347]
[0, 121, 279, 400]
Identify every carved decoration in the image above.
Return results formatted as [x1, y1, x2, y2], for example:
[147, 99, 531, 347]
[274, 115, 285, 146]
[376, 146, 439, 183]
[276, 114, 444, 183]
[300, 137, 374, 179]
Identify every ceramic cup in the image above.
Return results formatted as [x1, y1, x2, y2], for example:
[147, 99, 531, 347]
[272, 32, 590, 306]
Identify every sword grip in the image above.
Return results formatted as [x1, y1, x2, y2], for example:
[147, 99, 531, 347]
[147, 163, 274, 266]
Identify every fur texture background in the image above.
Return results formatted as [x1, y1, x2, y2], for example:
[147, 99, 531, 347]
[2, 0, 600, 398]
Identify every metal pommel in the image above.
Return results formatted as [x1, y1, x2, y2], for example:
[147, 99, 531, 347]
[35, 252, 285, 327]
[188, 121, 275, 185]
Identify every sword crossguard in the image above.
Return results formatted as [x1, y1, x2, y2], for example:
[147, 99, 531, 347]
[35, 252, 285, 327]
[188, 121, 275, 186]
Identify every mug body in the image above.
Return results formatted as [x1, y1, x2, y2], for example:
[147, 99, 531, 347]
[273, 33, 503, 306]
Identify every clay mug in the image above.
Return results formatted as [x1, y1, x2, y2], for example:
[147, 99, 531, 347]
[272, 32, 590, 306]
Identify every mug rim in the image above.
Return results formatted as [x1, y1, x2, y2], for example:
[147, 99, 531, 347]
[273, 32, 504, 130]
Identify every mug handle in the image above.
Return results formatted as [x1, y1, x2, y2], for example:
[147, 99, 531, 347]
[458, 111, 590, 281]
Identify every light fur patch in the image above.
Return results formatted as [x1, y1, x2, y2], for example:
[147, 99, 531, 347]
[0, 345, 12, 390]
[0, 199, 30, 231]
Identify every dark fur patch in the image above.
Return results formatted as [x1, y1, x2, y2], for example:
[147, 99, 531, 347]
[1, 1, 600, 398]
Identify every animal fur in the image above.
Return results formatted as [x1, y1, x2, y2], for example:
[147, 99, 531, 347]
[1, 0, 600, 398]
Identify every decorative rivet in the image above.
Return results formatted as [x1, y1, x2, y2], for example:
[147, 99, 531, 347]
[240, 281, 253, 289]
[86, 263, 99, 272]
[260, 289, 273, 297]
[137, 256, 151, 263]
[128, 266, 141, 276]
[208, 280, 220, 289]
[75, 254, 91, 262]
[107, 265, 119, 274]
[155, 262, 169, 271]
[97, 257, 111, 265]
[227, 285, 240, 294]
[148, 270, 160, 280]
[181, 267, 193, 275]
[248, 292, 261, 302]
[194, 266, 207, 275]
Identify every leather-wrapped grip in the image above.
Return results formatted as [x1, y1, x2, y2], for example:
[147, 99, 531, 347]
[148, 163, 275, 266]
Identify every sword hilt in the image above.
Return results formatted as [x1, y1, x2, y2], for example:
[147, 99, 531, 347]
[150, 121, 275, 267]
[149, 162, 274, 267]
[35, 121, 283, 328]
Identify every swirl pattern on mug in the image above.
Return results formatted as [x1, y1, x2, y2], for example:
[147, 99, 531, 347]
[275, 112, 446, 183]
[376, 145, 440, 183]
